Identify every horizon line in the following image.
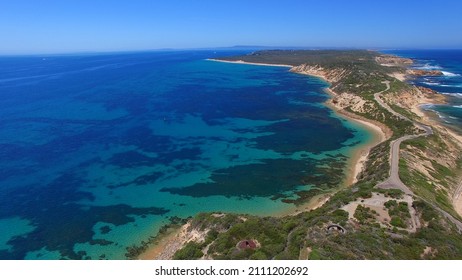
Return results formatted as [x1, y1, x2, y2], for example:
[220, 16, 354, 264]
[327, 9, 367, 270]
[1, 46, 462, 56]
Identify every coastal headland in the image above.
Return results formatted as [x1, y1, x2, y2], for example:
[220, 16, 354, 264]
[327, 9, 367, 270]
[136, 50, 462, 260]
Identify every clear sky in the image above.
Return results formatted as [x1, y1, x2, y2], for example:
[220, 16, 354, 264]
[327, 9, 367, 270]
[1, 0, 461, 54]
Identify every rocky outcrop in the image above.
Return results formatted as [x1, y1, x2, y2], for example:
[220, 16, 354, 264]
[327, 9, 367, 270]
[291, 64, 380, 120]
[387, 86, 445, 112]
[151, 221, 209, 260]
[290, 64, 376, 115]
[375, 55, 413, 66]
[376, 55, 443, 77]
[331, 92, 369, 112]
[416, 86, 441, 96]
[407, 69, 443, 76]
[290, 64, 349, 84]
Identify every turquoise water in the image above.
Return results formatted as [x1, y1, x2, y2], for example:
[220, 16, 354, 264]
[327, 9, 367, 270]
[0, 50, 373, 259]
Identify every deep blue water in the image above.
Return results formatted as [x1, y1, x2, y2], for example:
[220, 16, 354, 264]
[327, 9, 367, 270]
[0, 50, 372, 259]
[383, 49, 462, 131]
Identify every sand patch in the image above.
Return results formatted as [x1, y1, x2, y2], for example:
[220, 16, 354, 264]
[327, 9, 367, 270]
[388, 72, 406, 81]
[341, 192, 419, 231]
[138, 221, 209, 260]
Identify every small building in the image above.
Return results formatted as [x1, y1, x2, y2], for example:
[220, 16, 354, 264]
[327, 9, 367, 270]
[326, 224, 346, 234]
[237, 239, 257, 250]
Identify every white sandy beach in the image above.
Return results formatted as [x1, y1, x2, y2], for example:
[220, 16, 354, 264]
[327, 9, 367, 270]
[207, 58, 294, 68]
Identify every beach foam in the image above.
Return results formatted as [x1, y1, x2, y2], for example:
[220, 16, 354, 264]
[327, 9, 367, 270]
[416, 63, 442, 70]
[442, 71, 461, 77]
[441, 92, 462, 98]
[439, 84, 462, 88]
[423, 82, 441, 86]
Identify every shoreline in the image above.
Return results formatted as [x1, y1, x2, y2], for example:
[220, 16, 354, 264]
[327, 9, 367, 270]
[406, 91, 462, 217]
[322, 89, 388, 187]
[211, 58, 388, 191]
[138, 226, 183, 260]
[290, 70, 389, 188]
[332, 104, 386, 186]
[410, 93, 462, 145]
[140, 52, 462, 260]
[138, 58, 389, 260]
[206, 58, 294, 68]
[418, 105, 462, 218]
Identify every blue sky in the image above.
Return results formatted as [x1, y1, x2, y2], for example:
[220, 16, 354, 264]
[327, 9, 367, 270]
[1, 0, 461, 54]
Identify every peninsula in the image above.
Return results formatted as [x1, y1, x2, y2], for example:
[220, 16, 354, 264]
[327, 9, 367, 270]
[135, 50, 462, 260]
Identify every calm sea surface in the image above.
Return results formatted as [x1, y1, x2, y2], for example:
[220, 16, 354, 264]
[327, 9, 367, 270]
[0, 50, 373, 259]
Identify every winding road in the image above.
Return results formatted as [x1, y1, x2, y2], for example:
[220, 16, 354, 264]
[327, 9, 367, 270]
[374, 81, 433, 195]
[373, 81, 462, 232]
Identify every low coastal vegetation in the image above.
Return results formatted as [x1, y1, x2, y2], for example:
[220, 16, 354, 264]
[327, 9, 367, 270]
[399, 132, 462, 217]
[135, 50, 462, 260]
[170, 199, 462, 259]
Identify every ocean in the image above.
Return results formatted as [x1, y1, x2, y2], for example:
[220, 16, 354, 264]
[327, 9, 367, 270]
[383, 49, 462, 132]
[0, 50, 373, 259]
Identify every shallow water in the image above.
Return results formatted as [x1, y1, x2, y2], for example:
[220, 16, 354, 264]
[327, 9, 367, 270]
[0, 50, 374, 259]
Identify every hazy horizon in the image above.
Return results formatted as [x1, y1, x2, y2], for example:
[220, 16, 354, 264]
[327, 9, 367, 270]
[1, 0, 462, 55]
[2, 46, 462, 57]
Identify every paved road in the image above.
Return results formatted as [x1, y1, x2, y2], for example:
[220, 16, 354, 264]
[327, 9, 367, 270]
[373, 82, 462, 232]
[374, 81, 433, 195]
[373, 82, 410, 122]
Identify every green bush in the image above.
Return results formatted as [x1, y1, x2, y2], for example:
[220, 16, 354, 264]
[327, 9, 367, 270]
[384, 200, 398, 209]
[331, 209, 349, 223]
[390, 217, 405, 228]
[173, 241, 204, 260]
[354, 205, 375, 224]
[250, 250, 268, 260]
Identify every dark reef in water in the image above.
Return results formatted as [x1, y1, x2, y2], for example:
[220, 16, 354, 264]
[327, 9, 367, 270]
[161, 155, 347, 202]
[0, 51, 369, 259]
[0, 172, 168, 260]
